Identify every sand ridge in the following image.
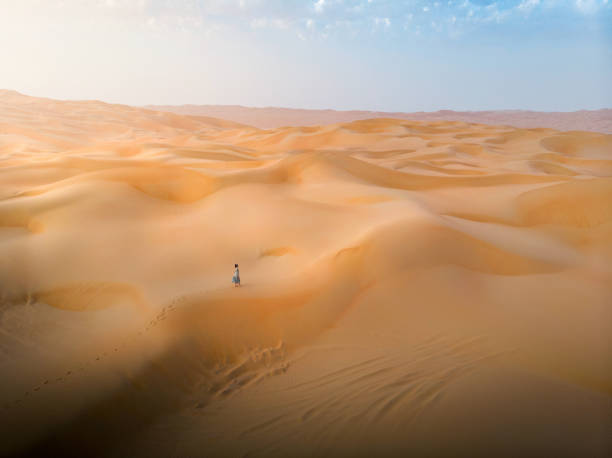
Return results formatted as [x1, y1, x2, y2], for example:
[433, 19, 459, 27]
[0, 90, 611, 457]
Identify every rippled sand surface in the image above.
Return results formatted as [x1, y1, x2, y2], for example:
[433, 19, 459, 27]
[1, 90, 611, 457]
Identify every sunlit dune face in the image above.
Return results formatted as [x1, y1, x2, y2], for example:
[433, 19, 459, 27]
[0, 92, 611, 457]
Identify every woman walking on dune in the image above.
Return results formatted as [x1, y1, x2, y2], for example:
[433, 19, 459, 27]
[232, 264, 240, 287]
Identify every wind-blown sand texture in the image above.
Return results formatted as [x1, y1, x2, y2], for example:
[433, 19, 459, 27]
[147, 103, 612, 133]
[1, 89, 611, 457]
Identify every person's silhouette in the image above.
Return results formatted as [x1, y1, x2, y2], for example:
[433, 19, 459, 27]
[232, 264, 240, 287]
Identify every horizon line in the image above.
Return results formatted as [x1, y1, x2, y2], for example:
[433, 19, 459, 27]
[2, 89, 611, 115]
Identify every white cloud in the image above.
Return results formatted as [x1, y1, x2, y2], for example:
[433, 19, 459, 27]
[518, 0, 540, 12]
[250, 17, 267, 28]
[7, 0, 610, 43]
[574, 0, 600, 13]
[374, 17, 391, 28]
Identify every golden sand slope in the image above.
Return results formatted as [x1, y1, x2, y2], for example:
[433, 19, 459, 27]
[1, 90, 611, 457]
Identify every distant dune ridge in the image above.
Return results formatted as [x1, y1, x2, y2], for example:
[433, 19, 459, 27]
[146, 102, 612, 133]
[1, 89, 611, 457]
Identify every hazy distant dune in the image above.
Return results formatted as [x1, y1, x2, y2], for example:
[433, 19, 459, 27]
[146, 103, 612, 133]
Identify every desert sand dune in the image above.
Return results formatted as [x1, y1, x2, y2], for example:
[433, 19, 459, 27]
[1, 90, 611, 457]
[146, 102, 612, 134]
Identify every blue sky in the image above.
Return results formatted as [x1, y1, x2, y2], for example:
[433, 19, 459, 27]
[0, 0, 610, 111]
